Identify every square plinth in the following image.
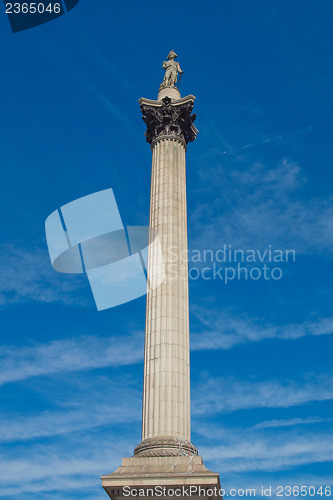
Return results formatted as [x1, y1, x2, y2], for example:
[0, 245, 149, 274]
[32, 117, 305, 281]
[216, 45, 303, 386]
[101, 455, 222, 500]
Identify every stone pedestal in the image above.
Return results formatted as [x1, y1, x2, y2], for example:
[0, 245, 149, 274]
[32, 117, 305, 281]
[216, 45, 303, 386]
[101, 92, 221, 500]
[157, 86, 181, 101]
[101, 456, 221, 500]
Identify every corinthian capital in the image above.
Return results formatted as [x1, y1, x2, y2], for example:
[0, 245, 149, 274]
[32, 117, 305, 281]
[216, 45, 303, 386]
[139, 95, 198, 147]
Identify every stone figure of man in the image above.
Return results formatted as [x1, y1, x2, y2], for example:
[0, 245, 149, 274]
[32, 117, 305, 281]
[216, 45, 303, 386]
[159, 50, 183, 90]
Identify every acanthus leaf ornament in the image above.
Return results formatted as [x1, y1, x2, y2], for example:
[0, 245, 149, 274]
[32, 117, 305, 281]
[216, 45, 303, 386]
[140, 96, 198, 147]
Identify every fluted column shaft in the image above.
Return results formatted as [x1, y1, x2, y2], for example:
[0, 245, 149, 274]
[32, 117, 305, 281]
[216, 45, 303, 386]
[142, 137, 190, 441]
[135, 95, 197, 457]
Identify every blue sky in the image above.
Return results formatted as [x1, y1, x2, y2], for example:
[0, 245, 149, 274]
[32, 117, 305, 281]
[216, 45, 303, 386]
[1, 0, 333, 498]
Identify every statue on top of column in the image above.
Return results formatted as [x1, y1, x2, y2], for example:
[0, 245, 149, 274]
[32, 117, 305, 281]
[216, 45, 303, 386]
[159, 50, 183, 91]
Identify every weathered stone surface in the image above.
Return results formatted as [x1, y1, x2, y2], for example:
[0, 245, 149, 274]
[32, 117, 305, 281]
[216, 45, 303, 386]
[159, 50, 183, 91]
[141, 136, 191, 446]
[139, 95, 198, 147]
[101, 88, 221, 500]
[101, 455, 221, 500]
[134, 437, 198, 457]
[157, 86, 181, 101]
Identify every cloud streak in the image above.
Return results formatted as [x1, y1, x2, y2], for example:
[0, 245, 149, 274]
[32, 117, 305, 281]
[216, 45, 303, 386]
[0, 334, 143, 386]
[0, 401, 141, 444]
[0, 244, 86, 307]
[191, 307, 333, 350]
[189, 160, 333, 255]
[201, 431, 333, 473]
[195, 419, 333, 475]
[0, 437, 129, 497]
[1, 310, 331, 388]
[192, 374, 333, 414]
[253, 416, 332, 429]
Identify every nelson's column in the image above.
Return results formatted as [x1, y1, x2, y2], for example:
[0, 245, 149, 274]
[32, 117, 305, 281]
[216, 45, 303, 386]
[101, 51, 222, 500]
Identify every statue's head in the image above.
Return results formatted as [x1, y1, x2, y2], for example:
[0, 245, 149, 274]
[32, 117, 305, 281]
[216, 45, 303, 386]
[167, 50, 177, 60]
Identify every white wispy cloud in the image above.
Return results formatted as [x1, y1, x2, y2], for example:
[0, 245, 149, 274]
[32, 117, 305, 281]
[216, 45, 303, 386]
[0, 372, 331, 496]
[0, 401, 140, 444]
[1, 413, 331, 496]
[201, 431, 333, 473]
[0, 244, 87, 307]
[221, 134, 284, 154]
[0, 436, 129, 497]
[253, 416, 332, 429]
[192, 374, 333, 414]
[0, 334, 143, 386]
[3, 415, 328, 496]
[189, 159, 333, 255]
[195, 418, 333, 475]
[0, 368, 142, 444]
[1, 310, 331, 388]
[191, 308, 333, 350]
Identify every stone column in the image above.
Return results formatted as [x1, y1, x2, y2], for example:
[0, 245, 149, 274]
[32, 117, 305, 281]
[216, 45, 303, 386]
[101, 86, 222, 500]
[133, 91, 198, 458]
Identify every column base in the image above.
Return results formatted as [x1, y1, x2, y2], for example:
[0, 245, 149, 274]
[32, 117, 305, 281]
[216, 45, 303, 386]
[101, 455, 222, 500]
[134, 437, 198, 457]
